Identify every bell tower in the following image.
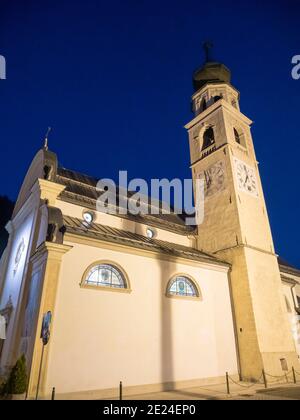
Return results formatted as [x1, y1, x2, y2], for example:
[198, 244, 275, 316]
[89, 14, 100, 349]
[185, 46, 299, 379]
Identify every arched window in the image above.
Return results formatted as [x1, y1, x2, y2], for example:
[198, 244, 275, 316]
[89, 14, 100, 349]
[199, 98, 207, 113]
[233, 127, 246, 148]
[234, 128, 241, 144]
[214, 95, 222, 103]
[84, 263, 127, 289]
[167, 275, 199, 298]
[202, 127, 215, 150]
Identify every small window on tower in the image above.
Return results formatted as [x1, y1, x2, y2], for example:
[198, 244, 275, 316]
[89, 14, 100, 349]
[234, 128, 241, 144]
[214, 95, 222, 103]
[202, 127, 215, 150]
[199, 98, 207, 113]
[233, 127, 246, 148]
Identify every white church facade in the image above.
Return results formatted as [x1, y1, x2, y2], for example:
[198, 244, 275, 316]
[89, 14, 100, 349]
[0, 58, 300, 399]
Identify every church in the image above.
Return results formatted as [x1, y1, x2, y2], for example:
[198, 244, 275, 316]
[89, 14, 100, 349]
[0, 54, 300, 399]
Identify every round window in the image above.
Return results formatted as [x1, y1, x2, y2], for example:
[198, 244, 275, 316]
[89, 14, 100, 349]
[146, 228, 155, 239]
[83, 211, 94, 224]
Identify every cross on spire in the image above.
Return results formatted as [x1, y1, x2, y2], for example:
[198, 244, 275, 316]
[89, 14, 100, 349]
[203, 41, 213, 63]
[44, 127, 52, 150]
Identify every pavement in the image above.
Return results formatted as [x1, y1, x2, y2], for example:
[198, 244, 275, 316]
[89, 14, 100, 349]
[114, 382, 300, 401]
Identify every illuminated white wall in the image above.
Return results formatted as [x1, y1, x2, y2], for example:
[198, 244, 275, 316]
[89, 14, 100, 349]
[282, 281, 300, 358]
[0, 213, 35, 368]
[45, 241, 238, 397]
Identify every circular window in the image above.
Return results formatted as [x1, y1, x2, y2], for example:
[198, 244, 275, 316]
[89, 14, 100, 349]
[146, 228, 155, 239]
[83, 211, 94, 224]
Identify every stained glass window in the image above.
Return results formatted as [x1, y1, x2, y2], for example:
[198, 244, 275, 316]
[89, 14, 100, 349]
[85, 264, 126, 289]
[168, 276, 198, 297]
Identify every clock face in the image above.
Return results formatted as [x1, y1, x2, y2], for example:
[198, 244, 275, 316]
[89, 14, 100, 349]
[199, 160, 226, 198]
[234, 158, 258, 197]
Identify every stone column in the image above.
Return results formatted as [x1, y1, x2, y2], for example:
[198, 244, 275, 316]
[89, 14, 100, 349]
[27, 241, 72, 399]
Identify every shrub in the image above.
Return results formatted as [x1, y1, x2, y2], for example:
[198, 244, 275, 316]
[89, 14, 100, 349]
[5, 354, 27, 395]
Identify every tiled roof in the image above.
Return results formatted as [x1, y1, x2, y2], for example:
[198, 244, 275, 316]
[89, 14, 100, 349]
[63, 215, 229, 267]
[278, 257, 300, 277]
[56, 167, 196, 236]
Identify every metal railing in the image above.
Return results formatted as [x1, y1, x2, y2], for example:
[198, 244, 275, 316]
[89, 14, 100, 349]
[225, 367, 300, 395]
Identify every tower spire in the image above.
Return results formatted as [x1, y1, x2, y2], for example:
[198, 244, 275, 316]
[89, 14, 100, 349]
[193, 43, 231, 92]
[43, 127, 52, 151]
[203, 41, 213, 63]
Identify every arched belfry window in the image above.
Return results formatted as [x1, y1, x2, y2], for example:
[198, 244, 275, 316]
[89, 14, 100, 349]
[234, 128, 241, 144]
[200, 98, 207, 113]
[202, 127, 215, 150]
[167, 275, 200, 298]
[214, 95, 222, 103]
[83, 263, 128, 290]
[233, 127, 246, 148]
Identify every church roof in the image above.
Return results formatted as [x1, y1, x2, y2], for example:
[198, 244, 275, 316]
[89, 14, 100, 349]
[193, 61, 231, 92]
[63, 215, 229, 267]
[278, 257, 300, 278]
[56, 167, 196, 236]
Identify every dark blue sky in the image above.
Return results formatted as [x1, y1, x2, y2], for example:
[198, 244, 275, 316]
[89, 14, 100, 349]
[0, 0, 299, 265]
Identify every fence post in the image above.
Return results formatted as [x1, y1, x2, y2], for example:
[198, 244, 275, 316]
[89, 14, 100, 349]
[262, 369, 267, 389]
[51, 387, 55, 400]
[226, 372, 230, 395]
[292, 367, 297, 384]
[119, 381, 123, 401]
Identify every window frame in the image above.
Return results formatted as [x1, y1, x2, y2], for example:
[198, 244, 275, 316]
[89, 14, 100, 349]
[233, 126, 247, 149]
[81, 261, 131, 293]
[202, 127, 215, 151]
[199, 97, 207, 113]
[166, 274, 202, 301]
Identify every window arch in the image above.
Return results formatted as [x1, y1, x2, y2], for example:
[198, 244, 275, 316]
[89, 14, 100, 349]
[214, 95, 222, 103]
[167, 275, 200, 298]
[202, 127, 215, 150]
[83, 262, 128, 290]
[199, 98, 207, 113]
[233, 127, 246, 148]
[234, 128, 241, 144]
